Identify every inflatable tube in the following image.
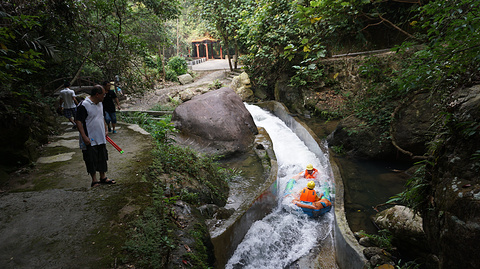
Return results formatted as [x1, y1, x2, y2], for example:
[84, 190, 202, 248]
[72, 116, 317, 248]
[293, 198, 332, 217]
[283, 178, 333, 218]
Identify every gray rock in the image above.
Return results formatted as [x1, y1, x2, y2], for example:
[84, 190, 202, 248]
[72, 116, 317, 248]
[229, 72, 253, 101]
[197, 204, 219, 218]
[373, 205, 430, 262]
[373, 205, 424, 236]
[358, 236, 375, 247]
[363, 247, 384, 259]
[178, 73, 194, 85]
[171, 87, 258, 156]
[213, 207, 235, 219]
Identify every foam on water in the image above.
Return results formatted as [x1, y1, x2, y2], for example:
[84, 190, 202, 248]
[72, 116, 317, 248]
[225, 105, 335, 269]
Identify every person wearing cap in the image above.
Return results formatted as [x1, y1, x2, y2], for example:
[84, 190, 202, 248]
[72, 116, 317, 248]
[296, 164, 319, 180]
[299, 181, 322, 202]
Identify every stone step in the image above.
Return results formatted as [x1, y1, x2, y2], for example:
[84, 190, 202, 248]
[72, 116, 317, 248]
[224, 69, 243, 82]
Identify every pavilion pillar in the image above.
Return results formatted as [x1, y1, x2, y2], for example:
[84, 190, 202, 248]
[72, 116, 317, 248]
[204, 43, 209, 60]
[195, 44, 200, 58]
[220, 46, 223, 59]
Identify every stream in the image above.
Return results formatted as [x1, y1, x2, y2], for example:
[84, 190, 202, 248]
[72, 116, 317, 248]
[225, 104, 337, 269]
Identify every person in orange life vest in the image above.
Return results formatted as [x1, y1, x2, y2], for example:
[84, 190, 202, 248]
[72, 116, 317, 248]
[299, 181, 323, 203]
[295, 164, 319, 180]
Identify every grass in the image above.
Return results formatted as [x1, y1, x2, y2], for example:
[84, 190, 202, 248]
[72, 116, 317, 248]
[120, 112, 235, 268]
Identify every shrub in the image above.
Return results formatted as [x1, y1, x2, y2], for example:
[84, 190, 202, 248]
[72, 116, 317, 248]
[167, 56, 188, 76]
[165, 66, 178, 82]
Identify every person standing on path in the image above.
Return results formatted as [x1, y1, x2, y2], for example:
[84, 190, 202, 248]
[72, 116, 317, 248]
[58, 81, 78, 129]
[102, 81, 121, 133]
[75, 85, 116, 187]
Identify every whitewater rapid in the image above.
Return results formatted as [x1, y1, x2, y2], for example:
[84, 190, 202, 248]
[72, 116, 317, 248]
[225, 104, 335, 269]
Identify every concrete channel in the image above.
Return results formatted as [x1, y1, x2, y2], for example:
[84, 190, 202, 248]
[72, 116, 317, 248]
[209, 101, 367, 268]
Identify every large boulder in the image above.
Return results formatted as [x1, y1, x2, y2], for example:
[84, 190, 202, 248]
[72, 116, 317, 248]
[327, 91, 441, 161]
[171, 87, 258, 156]
[391, 92, 442, 157]
[327, 115, 395, 160]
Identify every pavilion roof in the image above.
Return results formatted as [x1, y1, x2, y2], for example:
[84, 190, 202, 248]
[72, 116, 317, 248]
[191, 37, 218, 43]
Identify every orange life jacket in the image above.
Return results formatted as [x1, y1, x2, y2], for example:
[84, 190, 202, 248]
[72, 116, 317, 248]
[304, 168, 318, 179]
[300, 187, 318, 202]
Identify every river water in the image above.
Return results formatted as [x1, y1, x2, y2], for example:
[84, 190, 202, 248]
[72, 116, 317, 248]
[225, 104, 337, 269]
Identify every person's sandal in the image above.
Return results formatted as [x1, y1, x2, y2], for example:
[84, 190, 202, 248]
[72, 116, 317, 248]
[100, 177, 116, 184]
[91, 181, 101, 187]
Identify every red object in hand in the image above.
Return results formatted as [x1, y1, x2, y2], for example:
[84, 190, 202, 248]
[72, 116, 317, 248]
[106, 136, 124, 154]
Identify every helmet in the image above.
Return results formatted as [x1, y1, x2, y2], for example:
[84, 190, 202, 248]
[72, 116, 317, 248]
[306, 164, 314, 170]
[307, 181, 315, 189]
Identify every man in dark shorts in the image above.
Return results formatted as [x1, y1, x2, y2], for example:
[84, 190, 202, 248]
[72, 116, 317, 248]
[58, 82, 78, 129]
[102, 81, 121, 133]
[75, 85, 116, 187]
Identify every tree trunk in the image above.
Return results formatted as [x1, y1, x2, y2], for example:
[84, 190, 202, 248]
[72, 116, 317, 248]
[234, 39, 239, 70]
[223, 35, 233, 71]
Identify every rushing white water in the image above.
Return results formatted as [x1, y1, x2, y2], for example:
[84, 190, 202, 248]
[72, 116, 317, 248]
[225, 104, 335, 269]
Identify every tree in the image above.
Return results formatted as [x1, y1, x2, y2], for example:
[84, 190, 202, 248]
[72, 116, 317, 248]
[196, 0, 245, 71]
[0, 0, 182, 167]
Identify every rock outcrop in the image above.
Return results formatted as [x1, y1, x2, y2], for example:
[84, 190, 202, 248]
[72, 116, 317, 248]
[171, 87, 258, 156]
[422, 84, 480, 269]
[327, 115, 395, 160]
[327, 91, 442, 161]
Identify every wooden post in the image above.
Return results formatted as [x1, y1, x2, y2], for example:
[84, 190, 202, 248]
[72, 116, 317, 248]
[204, 43, 209, 60]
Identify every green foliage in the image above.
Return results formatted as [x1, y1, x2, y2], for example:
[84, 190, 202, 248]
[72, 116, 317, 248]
[395, 260, 422, 269]
[289, 62, 324, 87]
[208, 79, 223, 90]
[331, 145, 345, 155]
[296, 0, 420, 52]
[183, 223, 211, 268]
[124, 187, 177, 269]
[165, 66, 179, 82]
[120, 112, 176, 144]
[392, 0, 480, 95]
[358, 57, 390, 83]
[121, 108, 234, 268]
[238, 0, 306, 93]
[144, 55, 159, 69]
[358, 229, 394, 251]
[167, 56, 188, 76]
[387, 164, 430, 212]
[383, 0, 480, 213]
[0, 13, 46, 87]
[151, 143, 232, 198]
[471, 150, 480, 161]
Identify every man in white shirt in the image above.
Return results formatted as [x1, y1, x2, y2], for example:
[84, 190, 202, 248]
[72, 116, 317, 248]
[75, 85, 116, 187]
[58, 82, 78, 128]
